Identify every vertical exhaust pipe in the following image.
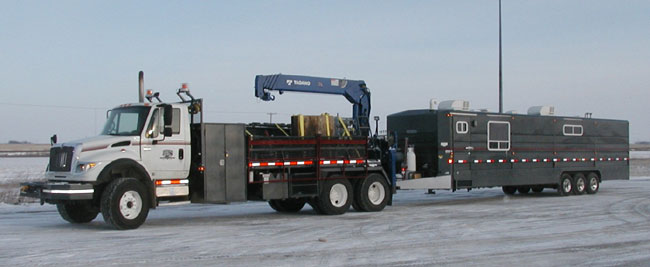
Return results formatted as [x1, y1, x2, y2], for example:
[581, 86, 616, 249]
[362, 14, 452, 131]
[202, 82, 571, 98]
[138, 71, 145, 103]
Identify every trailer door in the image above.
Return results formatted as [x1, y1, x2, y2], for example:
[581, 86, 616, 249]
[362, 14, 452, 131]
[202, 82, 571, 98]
[451, 115, 474, 187]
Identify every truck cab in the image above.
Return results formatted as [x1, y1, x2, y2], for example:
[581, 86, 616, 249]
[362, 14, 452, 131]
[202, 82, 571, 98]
[23, 88, 196, 229]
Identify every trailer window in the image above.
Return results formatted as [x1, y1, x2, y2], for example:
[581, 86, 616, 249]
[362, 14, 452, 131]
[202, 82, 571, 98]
[487, 121, 510, 151]
[456, 121, 469, 134]
[563, 124, 583, 136]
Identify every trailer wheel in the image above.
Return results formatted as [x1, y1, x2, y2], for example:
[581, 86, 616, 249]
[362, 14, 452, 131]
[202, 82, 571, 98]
[586, 172, 600, 194]
[573, 173, 587, 195]
[354, 174, 389, 212]
[517, 186, 531, 194]
[531, 185, 544, 193]
[313, 179, 353, 215]
[558, 173, 573, 196]
[502, 186, 517, 195]
[268, 198, 306, 213]
[101, 178, 150, 230]
[56, 201, 99, 224]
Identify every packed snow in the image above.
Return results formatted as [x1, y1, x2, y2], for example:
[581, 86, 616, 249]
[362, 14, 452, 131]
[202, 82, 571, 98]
[0, 157, 649, 266]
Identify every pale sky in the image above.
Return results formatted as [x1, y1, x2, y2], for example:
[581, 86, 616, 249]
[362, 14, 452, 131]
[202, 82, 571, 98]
[1, 1, 649, 143]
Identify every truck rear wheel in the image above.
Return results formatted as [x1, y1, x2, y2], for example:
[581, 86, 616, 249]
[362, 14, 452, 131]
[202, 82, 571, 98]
[586, 172, 600, 194]
[101, 178, 150, 230]
[57, 201, 99, 223]
[313, 179, 352, 215]
[268, 198, 306, 213]
[558, 173, 573, 196]
[353, 174, 389, 212]
[502, 186, 517, 195]
[517, 186, 531, 194]
[573, 173, 587, 195]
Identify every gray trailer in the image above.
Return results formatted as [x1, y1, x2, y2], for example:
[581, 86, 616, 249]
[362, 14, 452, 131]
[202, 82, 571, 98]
[388, 108, 629, 195]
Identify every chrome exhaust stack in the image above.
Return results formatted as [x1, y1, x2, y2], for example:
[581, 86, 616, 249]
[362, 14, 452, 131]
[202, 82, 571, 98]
[138, 71, 145, 103]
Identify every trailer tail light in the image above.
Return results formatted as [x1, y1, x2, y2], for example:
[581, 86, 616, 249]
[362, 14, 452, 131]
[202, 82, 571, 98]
[448, 159, 453, 164]
[198, 166, 205, 172]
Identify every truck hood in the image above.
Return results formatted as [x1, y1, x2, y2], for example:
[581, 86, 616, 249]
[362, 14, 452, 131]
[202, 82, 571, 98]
[58, 135, 139, 152]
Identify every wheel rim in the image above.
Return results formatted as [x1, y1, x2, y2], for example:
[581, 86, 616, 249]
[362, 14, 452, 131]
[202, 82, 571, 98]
[119, 190, 142, 220]
[367, 181, 386, 205]
[576, 178, 586, 192]
[589, 177, 599, 191]
[329, 183, 348, 208]
[562, 178, 572, 193]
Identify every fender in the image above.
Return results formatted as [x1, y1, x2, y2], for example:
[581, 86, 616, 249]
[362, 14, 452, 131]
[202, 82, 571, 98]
[95, 158, 157, 208]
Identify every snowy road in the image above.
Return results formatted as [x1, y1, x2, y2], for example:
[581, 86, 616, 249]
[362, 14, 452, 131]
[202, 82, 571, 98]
[1, 178, 649, 266]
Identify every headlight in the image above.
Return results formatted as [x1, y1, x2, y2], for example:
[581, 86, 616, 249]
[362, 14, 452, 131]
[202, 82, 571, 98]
[76, 162, 97, 172]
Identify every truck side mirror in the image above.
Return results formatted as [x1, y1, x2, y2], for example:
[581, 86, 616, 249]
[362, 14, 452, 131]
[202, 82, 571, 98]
[164, 128, 173, 137]
[164, 105, 173, 126]
[163, 105, 173, 137]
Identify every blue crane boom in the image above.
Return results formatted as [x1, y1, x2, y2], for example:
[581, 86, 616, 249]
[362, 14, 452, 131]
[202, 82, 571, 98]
[255, 74, 371, 136]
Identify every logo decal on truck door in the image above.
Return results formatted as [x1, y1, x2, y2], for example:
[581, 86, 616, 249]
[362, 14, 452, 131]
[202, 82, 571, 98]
[161, 150, 175, 160]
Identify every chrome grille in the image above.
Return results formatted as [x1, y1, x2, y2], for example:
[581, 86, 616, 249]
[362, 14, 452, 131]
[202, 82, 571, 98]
[49, 147, 74, 172]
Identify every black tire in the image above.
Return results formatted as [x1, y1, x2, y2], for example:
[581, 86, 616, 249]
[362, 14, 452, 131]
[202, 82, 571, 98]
[354, 174, 390, 212]
[101, 178, 150, 230]
[308, 198, 323, 214]
[586, 172, 600, 194]
[558, 173, 573, 196]
[57, 201, 99, 224]
[517, 186, 531, 194]
[573, 173, 587, 195]
[502, 186, 517, 195]
[531, 185, 544, 193]
[312, 179, 353, 215]
[268, 198, 306, 213]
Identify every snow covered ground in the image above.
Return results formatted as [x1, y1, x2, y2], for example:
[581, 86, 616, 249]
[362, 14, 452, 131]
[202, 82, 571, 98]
[1, 179, 649, 266]
[0, 156, 649, 266]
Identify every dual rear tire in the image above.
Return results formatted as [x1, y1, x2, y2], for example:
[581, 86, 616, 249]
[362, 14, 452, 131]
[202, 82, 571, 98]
[306, 173, 390, 215]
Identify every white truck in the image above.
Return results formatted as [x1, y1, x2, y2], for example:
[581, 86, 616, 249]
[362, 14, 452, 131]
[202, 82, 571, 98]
[20, 74, 392, 230]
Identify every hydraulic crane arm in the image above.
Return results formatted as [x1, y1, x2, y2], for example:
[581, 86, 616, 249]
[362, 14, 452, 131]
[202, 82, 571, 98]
[255, 74, 371, 136]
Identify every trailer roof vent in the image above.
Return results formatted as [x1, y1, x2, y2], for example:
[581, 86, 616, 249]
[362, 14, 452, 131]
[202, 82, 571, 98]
[438, 100, 470, 111]
[429, 99, 438, 110]
[527, 106, 555, 116]
[505, 110, 518, 114]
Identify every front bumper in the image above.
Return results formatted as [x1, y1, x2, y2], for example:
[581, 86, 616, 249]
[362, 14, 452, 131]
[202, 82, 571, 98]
[20, 182, 94, 204]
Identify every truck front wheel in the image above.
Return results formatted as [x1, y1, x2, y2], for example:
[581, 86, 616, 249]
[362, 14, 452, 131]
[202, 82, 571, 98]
[101, 178, 150, 230]
[354, 174, 389, 212]
[57, 201, 99, 223]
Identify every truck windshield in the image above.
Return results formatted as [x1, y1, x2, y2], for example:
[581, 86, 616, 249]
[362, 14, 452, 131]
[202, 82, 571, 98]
[101, 106, 151, 136]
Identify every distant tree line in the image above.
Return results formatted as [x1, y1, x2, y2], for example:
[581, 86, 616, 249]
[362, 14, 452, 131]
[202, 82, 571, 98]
[7, 140, 32, 144]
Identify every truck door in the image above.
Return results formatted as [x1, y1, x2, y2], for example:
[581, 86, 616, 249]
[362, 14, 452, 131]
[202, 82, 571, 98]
[141, 107, 190, 179]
